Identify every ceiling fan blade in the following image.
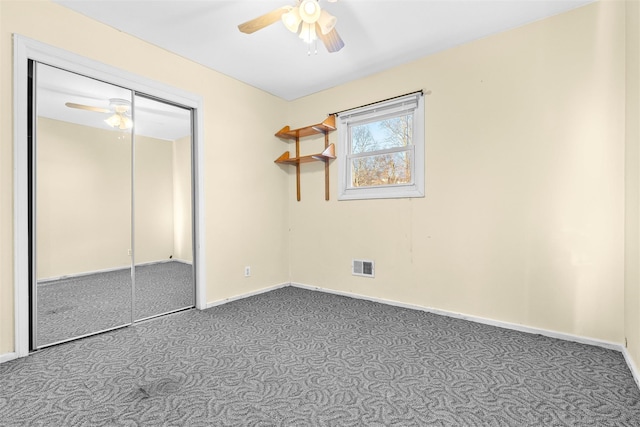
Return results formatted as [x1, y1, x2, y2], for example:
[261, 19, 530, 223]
[65, 102, 110, 113]
[238, 6, 289, 34]
[317, 26, 345, 53]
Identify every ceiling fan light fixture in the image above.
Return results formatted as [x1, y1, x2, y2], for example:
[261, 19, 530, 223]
[105, 113, 133, 130]
[237, 0, 344, 53]
[317, 9, 337, 35]
[299, 21, 317, 43]
[104, 114, 120, 128]
[120, 115, 133, 130]
[109, 98, 130, 111]
[282, 6, 301, 33]
[299, 0, 321, 24]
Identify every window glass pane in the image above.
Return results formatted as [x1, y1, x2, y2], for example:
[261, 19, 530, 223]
[351, 114, 413, 154]
[350, 150, 412, 187]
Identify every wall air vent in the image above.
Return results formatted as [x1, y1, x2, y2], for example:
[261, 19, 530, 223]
[352, 259, 375, 278]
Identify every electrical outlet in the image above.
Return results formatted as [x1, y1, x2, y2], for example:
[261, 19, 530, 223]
[244, 266, 251, 277]
[128, 249, 132, 256]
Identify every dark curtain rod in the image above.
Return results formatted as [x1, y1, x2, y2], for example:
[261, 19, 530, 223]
[329, 89, 424, 117]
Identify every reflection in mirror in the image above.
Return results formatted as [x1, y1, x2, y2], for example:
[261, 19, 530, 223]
[34, 63, 133, 348]
[133, 95, 194, 321]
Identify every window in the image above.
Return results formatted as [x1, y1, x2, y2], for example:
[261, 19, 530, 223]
[337, 92, 425, 200]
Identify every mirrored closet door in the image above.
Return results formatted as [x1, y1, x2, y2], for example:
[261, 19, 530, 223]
[32, 63, 195, 349]
[34, 63, 134, 348]
[133, 95, 194, 321]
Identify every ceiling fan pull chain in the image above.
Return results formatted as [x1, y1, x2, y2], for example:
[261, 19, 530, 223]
[307, 40, 318, 56]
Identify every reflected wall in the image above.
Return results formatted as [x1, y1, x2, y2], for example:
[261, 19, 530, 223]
[36, 118, 132, 280]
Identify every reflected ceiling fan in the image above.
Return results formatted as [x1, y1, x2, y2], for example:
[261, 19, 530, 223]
[65, 98, 133, 130]
[238, 0, 344, 53]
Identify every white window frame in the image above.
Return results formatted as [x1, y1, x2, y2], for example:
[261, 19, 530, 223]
[337, 93, 425, 200]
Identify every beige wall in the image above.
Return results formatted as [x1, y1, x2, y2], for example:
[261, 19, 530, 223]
[37, 118, 193, 279]
[134, 134, 176, 266]
[36, 118, 133, 279]
[173, 135, 193, 263]
[0, 0, 290, 354]
[286, 1, 626, 344]
[626, 0, 640, 374]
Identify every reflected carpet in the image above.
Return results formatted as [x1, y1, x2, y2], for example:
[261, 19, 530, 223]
[36, 261, 194, 346]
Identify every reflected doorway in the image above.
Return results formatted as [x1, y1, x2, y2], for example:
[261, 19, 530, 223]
[32, 63, 195, 349]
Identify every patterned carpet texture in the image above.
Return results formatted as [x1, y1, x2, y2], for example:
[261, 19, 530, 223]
[2, 286, 640, 426]
[37, 261, 194, 347]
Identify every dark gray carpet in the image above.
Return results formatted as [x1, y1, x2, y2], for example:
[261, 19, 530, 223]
[2, 286, 640, 426]
[36, 261, 194, 347]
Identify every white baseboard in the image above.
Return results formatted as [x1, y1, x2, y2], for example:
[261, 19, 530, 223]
[622, 347, 640, 391]
[205, 283, 290, 309]
[0, 352, 18, 364]
[38, 264, 132, 283]
[38, 259, 192, 284]
[290, 282, 624, 352]
[169, 258, 192, 265]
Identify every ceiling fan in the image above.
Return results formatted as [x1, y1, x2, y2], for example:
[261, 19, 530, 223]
[238, 0, 344, 53]
[65, 98, 133, 130]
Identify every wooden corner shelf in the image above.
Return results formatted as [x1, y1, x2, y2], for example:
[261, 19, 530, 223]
[274, 115, 336, 201]
[275, 144, 335, 165]
[275, 115, 336, 140]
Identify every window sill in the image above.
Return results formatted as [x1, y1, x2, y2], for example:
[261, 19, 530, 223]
[338, 185, 425, 201]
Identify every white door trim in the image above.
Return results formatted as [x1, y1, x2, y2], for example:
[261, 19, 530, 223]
[12, 34, 207, 358]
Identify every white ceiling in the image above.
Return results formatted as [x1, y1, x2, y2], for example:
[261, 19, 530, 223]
[37, 63, 192, 141]
[53, 0, 595, 101]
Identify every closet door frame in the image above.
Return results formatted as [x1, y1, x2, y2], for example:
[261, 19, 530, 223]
[13, 34, 206, 358]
